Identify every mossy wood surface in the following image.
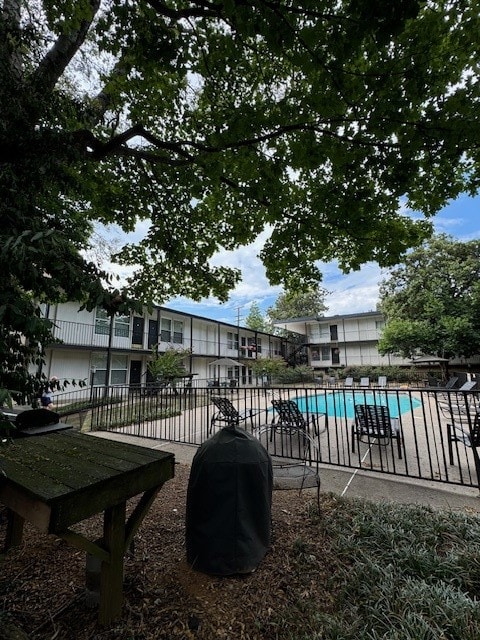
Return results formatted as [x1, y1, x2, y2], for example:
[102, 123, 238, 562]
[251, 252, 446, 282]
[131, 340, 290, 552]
[0, 431, 174, 532]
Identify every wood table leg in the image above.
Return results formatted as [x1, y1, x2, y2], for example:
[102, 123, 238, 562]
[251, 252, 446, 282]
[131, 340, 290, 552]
[99, 501, 126, 625]
[4, 508, 25, 552]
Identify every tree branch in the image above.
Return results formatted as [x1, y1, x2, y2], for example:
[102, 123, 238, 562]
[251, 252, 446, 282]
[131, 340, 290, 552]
[28, 0, 101, 95]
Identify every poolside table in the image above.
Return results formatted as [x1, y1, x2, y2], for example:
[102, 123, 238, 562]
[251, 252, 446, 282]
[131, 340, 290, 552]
[0, 430, 174, 625]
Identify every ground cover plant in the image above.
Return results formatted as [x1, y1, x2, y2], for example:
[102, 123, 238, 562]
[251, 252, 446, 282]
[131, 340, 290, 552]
[1, 465, 479, 640]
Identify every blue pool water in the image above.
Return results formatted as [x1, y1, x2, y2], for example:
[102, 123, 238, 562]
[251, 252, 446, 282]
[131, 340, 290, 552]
[295, 391, 421, 420]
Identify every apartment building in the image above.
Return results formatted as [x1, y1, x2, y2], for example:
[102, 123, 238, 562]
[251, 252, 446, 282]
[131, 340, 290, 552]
[274, 311, 410, 370]
[40, 302, 291, 387]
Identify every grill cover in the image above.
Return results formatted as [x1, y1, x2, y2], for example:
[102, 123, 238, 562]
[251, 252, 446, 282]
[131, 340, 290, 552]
[186, 426, 272, 575]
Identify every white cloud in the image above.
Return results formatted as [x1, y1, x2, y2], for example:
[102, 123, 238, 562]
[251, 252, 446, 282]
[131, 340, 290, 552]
[321, 263, 384, 315]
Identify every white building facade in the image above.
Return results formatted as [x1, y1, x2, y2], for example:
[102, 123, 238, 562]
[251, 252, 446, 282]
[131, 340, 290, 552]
[41, 302, 290, 387]
[275, 311, 410, 370]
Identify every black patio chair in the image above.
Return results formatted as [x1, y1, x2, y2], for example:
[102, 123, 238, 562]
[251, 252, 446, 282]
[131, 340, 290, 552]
[209, 396, 261, 434]
[351, 404, 403, 459]
[446, 411, 480, 467]
[270, 399, 320, 442]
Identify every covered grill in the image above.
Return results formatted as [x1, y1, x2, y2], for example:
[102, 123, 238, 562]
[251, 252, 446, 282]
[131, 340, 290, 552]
[1, 408, 72, 438]
[186, 425, 272, 576]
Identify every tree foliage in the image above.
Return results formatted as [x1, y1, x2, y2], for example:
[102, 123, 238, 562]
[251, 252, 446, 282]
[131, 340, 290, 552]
[244, 301, 268, 332]
[267, 285, 328, 323]
[3, 1, 480, 395]
[378, 235, 480, 359]
[147, 345, 192, 381]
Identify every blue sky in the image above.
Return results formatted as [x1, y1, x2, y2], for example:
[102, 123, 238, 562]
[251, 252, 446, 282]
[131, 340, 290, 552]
[98, 193, 480, 327]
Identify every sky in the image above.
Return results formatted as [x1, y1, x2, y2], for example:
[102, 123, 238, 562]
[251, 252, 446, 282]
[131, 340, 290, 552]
[98, 193, 480, 327]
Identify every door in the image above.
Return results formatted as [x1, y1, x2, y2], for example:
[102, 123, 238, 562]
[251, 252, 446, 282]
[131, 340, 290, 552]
[129, 360, 142, 385]
[331, 348, 340, 365]
[132, 316, 144, 346]
[148, 319, 158, 348]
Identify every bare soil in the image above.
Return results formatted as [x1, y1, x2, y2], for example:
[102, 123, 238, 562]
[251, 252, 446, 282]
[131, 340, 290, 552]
[1, 464, 336, 640]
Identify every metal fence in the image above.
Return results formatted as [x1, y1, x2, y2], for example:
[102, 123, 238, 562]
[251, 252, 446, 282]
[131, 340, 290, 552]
[54, 382, 480, 491]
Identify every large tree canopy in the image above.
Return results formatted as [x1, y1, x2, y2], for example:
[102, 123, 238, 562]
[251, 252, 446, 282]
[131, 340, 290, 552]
[378, 235, 480, 360]
[2, 1, 480, 392]
[267, 285, 327, 322]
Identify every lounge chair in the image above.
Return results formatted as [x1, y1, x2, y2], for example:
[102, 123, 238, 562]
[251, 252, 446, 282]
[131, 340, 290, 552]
[209, 396, 261, 434]
[359, 377, 370, 389]
[343, 377, 354, 389]
[377, 376, 388, 388]
[446, 411, 480, 468]
[270, 399, 320, 440]
[430, 376, 459, 393]
[351, 404, 403, 458]
[437, 380, 478, 412]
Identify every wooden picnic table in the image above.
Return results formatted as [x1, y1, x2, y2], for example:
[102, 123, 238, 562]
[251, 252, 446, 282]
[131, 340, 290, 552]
[0, 430, 175, 625]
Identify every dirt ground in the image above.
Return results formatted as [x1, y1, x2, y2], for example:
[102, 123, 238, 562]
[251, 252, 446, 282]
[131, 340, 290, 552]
[1, 464, 334, 640]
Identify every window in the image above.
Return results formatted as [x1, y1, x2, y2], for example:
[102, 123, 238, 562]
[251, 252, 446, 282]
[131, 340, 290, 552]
[110, 355, 128, 384]
[227, 332, 239, 350]
[330, 324, 338, 341]
[160, 318, 171, 342]
[91, 353, 128, 385]
[321, 346, 330, 361]
[256, 337, 262, 354]
[95, 308, 130, 337]
[247, 337, 256, 357]
[173, 320, 183, 344]
[95, 308, 110, 335]
[115, 313, 130, 338]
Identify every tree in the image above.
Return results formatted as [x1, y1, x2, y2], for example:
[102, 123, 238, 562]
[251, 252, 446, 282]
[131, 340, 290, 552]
[249, 357, 287, 385]
[147, 346, 192, 381]
[245, 302, 268, 332]
[267, 286, 328, 323]
[378, 235, 480, 359]
[3, 1, 480, 397]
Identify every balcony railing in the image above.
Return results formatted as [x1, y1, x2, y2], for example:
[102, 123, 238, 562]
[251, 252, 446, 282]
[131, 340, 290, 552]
[47, 319, 286, 359]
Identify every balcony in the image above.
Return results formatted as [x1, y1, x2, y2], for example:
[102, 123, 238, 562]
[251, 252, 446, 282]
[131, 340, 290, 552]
[46, 319, 282, 359]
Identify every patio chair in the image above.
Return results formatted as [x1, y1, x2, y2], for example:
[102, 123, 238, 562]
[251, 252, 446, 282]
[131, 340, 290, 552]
[429, 376, 459, 396]
[437, 380, 478, 414]
[343, 377, 354, 389]
[377, 376, 388, 388]
[446, 412, 480, 486]
[359, 377, 370, 389]
[270, 398, 321, 442]
[209, 396, 261, 434]
[351, 404, 403, 458]
[425, 373, 440, 388]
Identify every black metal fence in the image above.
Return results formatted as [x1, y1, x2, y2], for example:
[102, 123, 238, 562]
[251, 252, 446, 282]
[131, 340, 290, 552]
[54, 382, 480, 491]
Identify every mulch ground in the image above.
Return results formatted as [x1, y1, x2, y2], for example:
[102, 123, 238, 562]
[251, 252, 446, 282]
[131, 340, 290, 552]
[1, 464, 336, 640]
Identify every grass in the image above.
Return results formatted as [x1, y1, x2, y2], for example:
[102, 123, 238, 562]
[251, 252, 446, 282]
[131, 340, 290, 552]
[276, 497, 480, 640]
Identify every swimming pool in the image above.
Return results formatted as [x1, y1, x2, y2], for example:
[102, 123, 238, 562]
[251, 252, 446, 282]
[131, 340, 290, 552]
[295, 391, 421, 420]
